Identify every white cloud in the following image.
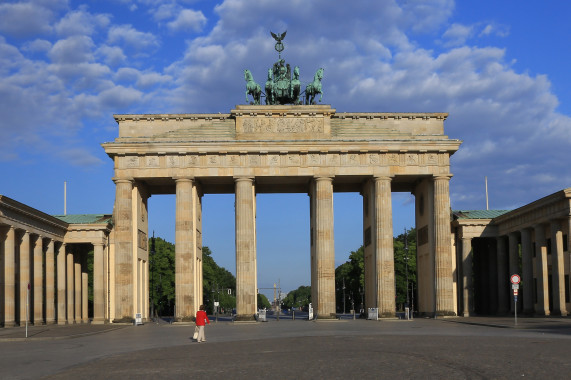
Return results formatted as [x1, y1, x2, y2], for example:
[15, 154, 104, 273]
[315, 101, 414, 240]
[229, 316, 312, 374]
[167, 9, 207, 33]
[96, 45, 126, 66]
[107, 25, 160, 52]
[54, 7, 111, 37]
[0, 2, 54, 38]
[49, 35, 95, 64]
[442, 23, 474, 47]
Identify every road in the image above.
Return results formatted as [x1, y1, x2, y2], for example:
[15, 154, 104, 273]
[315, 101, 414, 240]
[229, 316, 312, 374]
[1, 316, 571, 379]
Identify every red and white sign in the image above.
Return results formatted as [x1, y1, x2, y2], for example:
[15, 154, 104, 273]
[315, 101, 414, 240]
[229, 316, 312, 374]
[513, 289, 519, 295]
[510, 274, 521, 284]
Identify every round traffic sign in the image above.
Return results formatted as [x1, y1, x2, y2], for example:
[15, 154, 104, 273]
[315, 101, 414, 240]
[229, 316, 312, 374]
[510, 274, 520, 284]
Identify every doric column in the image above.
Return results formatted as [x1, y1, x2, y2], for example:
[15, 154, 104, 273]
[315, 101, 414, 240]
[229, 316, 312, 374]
[3, 226, 16, 327]
[433, 176, 455, 315]
[33, 235, 44, 325]
[310, 176, 336, 319]
[66, 248, 75, 323]
[235, 177, 257, 320]
[520, 228, 533, 314]
[19, 231, 30, 326]
[534, 224, 549, 316]
[508, 232, 519, 313]
[175, 177, 196, 321]
[45, 239, 55, 324]
[82, 265, 88, 323]
[551, 221, 567, 316]
[113, 178, 134, 322]
[74, 254, 82, 323]
[374, 176, 395, 317]
[461, 236, 474, 317]
[496, 236, 508, 315]
[93, 243, 105, 324]
[57, 243, 66, 325]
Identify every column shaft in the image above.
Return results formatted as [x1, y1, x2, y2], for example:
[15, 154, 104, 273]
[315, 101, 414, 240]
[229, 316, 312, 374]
[74, 255, 81, 322]
[374, 177, 395, 317]
[551, 221, 567, 316]
[19, 231, 30, 326]
[113, 178, 134, 322]
[312, 177, 336, 319]
[3, 227, 16, 327]
[175, 178, 195, 321]
[67, 249, 74, 323]
[93, 243, 105, 323]
[33, 235, 44, 325]
[57, 243, 66, 325]
[496, 236, 508, 314]
[461, 237, 474, 316]
[534, 224, 549, 315]
[82, 270, 88, 323]
[45, 239, 55, 324]
[433, 176, 455, 315]
[521, 229, 534, 314]
[235, 177, 257, 320]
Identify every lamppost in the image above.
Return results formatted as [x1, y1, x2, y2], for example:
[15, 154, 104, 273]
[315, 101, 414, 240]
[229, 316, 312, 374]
[342, 278, 346, 314]
[404, 228, 409, 310]
[150, 232, 156, 322]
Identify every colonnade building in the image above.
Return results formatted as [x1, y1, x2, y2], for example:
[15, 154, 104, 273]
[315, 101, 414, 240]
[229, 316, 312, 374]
[0, 195, 112, 326]
[1, 104, 569, 326]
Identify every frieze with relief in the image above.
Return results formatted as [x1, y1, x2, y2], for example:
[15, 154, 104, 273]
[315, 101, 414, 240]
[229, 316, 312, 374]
[241, 117, 323, 134]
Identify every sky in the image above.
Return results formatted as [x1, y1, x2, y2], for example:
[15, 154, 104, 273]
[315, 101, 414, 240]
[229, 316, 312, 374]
[1, 0, 570, 298]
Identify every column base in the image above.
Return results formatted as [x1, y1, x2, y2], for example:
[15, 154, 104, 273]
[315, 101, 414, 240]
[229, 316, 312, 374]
[436, 310, 457, 317]
[91, 318, 105, 325]
[175, 316, 195, 323]
[113, 316, 134, 324]
[235, 314, 256, 321]
[46, 320, 57, 325]
[3, 321, 16, 328]
[315, 313, 337, 320]
[379, 311, 396, 318]
[57, 320, 67, 325]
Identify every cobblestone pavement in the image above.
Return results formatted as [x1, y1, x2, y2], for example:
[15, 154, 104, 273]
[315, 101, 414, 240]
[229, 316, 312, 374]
[1, 316, 570, 379]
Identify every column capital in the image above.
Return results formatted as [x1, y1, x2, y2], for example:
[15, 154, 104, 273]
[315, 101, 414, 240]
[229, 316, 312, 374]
[234, 176, 255, 183]
[433, 174, 452, 181]
[173, 176, 195, 183]
[313, 175, 334, 182]
[373, 175, 393, 182]
[112, 177, 133, 184]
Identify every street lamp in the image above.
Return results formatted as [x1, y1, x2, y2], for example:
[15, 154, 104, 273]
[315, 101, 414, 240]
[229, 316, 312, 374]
[342, 278, 346, 314]
[404, 228, 409, 309]
[150, 232, 156, 322]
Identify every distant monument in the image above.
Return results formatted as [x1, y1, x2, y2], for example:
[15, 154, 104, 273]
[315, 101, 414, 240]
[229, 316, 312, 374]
[245, 31, 323, 105]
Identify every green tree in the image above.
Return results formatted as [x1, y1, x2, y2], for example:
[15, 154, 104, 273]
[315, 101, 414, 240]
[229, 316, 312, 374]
[202, 246, 236, 314]
[257, 293, 271, 309]
[149, 237, 176, 316]
[394, 228, 417, 310]
[335, 246, 364, 313]
[281, 285, 311, 309]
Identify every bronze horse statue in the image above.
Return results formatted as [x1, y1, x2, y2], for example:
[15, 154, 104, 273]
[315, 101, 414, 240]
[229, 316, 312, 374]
[305, 68, 323, 105]
[244, 69, 261, 105]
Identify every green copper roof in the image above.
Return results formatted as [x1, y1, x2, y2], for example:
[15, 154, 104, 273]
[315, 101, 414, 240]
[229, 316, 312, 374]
[453, 210, 511, 219]
[53, 214, 112, 224]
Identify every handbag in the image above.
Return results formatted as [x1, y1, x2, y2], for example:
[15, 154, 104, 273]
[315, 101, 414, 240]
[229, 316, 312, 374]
[193, 326, 199, 340]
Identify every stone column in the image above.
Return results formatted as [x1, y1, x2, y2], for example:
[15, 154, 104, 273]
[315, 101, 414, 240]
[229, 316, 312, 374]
[32, 235, 44, 325]
[551, 221, 567, 316]
[93, 243, 105, 324]
[235, 177, 257, 320]
[66, 248, 75, 323]
[374, 176, 395, 318]
[74, 254, 82, 323]
[534, 224, 549, 316]
[311, 176, 336, 319]
[496, 236, 508, 315]
[3, 226, 16, 327]
[45, 239, 55, 324]
[461, 236, 474, 317]
[175, 178, 195, 321]
[19, 231, 30, 326]
[520, 228, 533, 314]
[113, 178, 134, 322]
[433, 176, 455, 315]
[508, 232, 519, 313]
[57, 243, 66, 325]
[82, 264, 88, 323]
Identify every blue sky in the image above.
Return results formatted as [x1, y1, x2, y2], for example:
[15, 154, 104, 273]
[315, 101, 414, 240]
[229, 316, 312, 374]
[1, 0, 570, 297]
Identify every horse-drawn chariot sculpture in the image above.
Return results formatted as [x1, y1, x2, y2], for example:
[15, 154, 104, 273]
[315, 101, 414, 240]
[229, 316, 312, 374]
[245, 31, 324, 106]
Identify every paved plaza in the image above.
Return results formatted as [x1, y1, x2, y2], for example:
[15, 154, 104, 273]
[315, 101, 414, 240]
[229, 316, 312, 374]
[1, 316, 571, 379]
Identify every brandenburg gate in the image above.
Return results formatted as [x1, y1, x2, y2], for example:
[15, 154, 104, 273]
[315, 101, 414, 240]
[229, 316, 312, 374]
[102, 104, 461, 321]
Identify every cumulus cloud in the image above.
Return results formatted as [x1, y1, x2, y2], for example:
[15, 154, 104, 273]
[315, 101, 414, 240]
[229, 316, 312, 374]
[167, 9, 207, 33]
[0, 2, 54, 38]
[107, 25, 160, 52]
[55, 7, 111, 37]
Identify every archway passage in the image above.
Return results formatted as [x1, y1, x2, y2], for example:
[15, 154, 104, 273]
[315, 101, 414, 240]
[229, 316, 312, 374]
[103, 104, 461, 322]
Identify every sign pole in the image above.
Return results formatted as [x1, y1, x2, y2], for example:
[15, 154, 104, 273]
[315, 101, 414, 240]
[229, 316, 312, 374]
[510, 274, 520, 327]
[26, 283, 30, 338]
